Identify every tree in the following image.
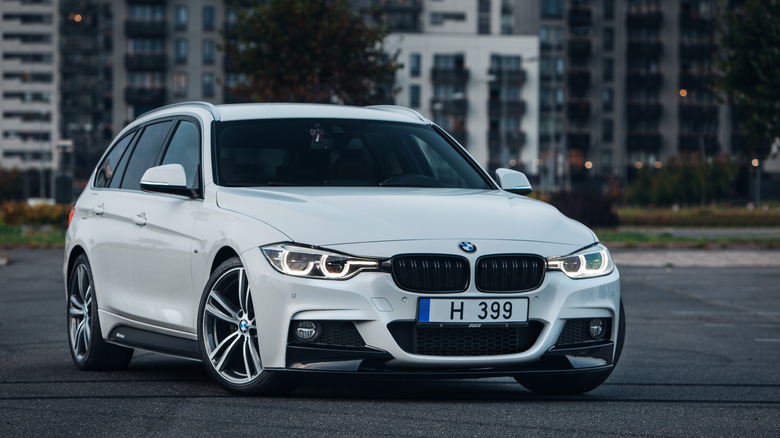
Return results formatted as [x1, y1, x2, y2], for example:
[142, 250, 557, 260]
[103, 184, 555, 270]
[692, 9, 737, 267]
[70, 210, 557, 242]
[222, 0, 401, 105]
[712, 0, 780, 160]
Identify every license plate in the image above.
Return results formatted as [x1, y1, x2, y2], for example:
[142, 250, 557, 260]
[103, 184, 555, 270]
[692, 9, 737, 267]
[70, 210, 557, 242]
[417, 298, 528, 324]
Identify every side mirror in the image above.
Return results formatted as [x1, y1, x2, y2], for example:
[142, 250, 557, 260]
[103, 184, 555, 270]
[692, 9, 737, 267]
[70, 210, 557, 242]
[495, 168, 533, 195]
[140, 164, 197, 198]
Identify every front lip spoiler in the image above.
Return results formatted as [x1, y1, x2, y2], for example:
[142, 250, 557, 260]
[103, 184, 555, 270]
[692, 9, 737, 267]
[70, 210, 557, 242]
[282, 342, 615, 378]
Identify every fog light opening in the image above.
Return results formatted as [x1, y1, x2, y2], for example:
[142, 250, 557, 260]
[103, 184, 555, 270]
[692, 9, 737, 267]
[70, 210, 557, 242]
[589, 319, 605, 340]
[293, 321, 321, 343]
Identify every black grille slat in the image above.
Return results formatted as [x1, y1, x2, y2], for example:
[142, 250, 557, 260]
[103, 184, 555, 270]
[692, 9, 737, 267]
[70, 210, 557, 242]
[391, 255, 469, 293]
[387, 321, 543, 356]
[476, 255, 545, 292]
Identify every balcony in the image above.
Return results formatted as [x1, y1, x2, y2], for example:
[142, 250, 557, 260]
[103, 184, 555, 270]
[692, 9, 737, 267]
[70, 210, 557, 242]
[488, 130, 526, 152]
[627, 131, 662, 151]
[60, 20, 96, 35]
[125, 20, 167, 37]
[60, 37, 98, 52]
[627, 9, 663, 26]
[627, 101, 663, 119]
[679, 42, 717, 59]
[488, 68, 526, 85]
[376, 0, 423, 11]
[567, 37, 592, 58]
[430, 98, 467, 116]
[628, 39, 664, 57]
[125, 87, 167, 106]
[567, 68, 591, 89]
[627, 70, 663, 88]
[61, 97, 96, 113]
[431, 67, 470, 83]
[488, 99, 526, 117]
[566, 131, 591, 150]
[678, 134, 718, 155]
[60, 78, 98, 92]
[679, 72, 710, 90]
[125, 54, 167, 71]
[679, 103, 719, 120]
[61, 57, 99, 72]
[680, 11, 713, 30]
[568, 6, 592, 27]
[566, 98, 592, 120]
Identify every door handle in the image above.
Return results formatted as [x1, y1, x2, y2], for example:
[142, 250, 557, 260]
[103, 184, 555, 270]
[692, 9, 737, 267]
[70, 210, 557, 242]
[92, 203, 105, 216]
[132, 212, 147, 226]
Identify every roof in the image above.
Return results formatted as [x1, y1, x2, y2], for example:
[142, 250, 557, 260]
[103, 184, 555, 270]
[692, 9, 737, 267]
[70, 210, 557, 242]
[136, 101, 429, 125]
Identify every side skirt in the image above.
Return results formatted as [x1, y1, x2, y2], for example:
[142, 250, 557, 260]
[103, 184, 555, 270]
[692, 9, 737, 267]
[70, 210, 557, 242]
[108, 325, 201, 360]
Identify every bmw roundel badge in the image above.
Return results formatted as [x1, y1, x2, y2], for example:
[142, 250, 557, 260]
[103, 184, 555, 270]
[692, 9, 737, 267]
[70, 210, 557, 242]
[458, 241, 476, 253]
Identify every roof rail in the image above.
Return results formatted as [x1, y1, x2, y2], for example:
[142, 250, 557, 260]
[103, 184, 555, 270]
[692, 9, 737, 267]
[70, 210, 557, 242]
[367, 105, 429, 124]
[137, 101, 221, 121]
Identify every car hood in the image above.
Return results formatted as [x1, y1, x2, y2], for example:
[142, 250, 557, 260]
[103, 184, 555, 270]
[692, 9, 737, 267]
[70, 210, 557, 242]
[215, 187, 595, 248]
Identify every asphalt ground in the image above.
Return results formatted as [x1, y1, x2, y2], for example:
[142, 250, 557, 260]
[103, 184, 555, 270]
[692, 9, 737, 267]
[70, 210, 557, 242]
[1, 249, 779, 437]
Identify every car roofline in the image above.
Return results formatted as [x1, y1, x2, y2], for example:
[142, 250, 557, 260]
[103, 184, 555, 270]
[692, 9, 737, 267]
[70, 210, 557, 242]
[137, 101, 221, 121]
[367, 105, 430, 124]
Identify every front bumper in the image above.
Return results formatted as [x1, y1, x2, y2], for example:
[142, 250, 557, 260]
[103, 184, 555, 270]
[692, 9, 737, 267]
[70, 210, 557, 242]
[283, 341, 615, 378]
[241, 241, 621, 374]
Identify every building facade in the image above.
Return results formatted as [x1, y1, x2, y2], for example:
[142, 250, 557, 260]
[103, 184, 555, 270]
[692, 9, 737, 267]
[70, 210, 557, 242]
[514, 0, 730, 191]
[0, 0, 60, 198]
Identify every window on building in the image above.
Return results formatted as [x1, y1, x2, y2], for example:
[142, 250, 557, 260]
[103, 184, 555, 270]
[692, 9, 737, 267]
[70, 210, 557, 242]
[175, 5, 187, 30]
[602, 119, 613, 143]
[602, 88, 614, 111]
[410, 85, 421, 108]
[175, 39, 187, 64]
[203, 73, 215, 97]
[174, 72, 188, 97]
[430, 12, 466, 25]
[203, 40, 215, 64]
[478, 0, 491, 34]
[491, 55, 521, 71]
[603, 57, 614, 81]
[129, 4, 164, 21]
[604, 27, 614, 51]
[540, 26, 564, 50]
[203, 6, 215, 31]
[434, 54, 465, 69]
[410, 53, 421, 77]
[604, 0, 614, 20]
[127, 38, 164, 54]
[541, 0, 563, 18]
[433, 84, 465, 100]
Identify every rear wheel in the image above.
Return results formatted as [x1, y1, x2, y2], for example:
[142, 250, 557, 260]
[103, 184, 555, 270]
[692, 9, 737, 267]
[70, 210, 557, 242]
[516, 299, 626, 395]
[197, 256, 289, 395]
[67, 254, 133, 370]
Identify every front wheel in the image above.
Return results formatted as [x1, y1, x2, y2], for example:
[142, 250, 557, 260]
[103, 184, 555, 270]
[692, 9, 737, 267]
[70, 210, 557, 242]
[516, 299, 626, 395]
[67, 254, 133, 370]
[197, 257, 289, 395]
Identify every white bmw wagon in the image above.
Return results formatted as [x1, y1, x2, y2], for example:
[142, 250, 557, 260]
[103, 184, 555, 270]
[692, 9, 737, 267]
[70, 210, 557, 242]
[65, 102, 624, 395]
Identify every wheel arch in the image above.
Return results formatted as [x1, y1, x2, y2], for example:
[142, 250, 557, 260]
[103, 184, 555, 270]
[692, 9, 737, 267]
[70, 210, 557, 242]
[210, 246, 240, 274]
[65, 245, 88, 286]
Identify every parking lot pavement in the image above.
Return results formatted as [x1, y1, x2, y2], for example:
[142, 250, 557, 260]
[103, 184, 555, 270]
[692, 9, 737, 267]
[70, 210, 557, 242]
[611, 248, 780, 268]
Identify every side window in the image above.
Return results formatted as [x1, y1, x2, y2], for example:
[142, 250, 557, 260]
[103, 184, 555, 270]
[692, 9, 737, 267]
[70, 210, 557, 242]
[94, 131, 136, 188]
[161, 120, 201, 188]
[120, 120, 174, 190]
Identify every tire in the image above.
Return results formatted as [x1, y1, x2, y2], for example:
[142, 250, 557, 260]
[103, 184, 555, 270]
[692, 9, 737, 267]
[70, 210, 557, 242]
[516, 299, 626, 395]
[67, 254, 134, 370]
[197, 256, 290, 395]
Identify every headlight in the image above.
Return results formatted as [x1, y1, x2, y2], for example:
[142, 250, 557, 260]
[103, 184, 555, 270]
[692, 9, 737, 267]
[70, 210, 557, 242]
[261, 243, 380, 280]
[547, 244, 614, 279]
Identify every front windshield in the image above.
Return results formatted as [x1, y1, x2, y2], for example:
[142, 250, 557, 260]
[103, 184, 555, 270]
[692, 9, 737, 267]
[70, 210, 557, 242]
[214, 118, 492, 189]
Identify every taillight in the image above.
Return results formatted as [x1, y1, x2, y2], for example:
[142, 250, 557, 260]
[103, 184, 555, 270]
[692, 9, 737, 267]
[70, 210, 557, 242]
[68, 205, 75, 227]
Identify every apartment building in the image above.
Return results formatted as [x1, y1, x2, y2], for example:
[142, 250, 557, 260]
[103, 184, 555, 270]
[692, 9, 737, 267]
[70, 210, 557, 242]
[513, 0, 731, 191]
[0, 0, 59, 198]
